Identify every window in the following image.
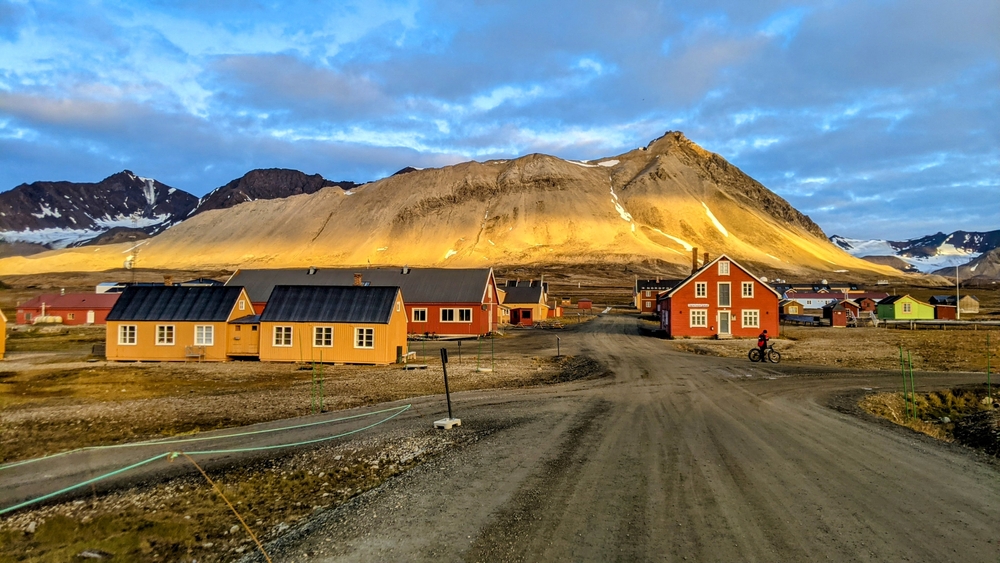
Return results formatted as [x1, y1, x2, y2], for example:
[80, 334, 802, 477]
[118, 325, 137, 345]
[441, 308, 455, 322]
[26, 313, 32, 321]
[718, 283, 731, 307]
[413, 309, 428, 322]
[742, 282, 754, 298]
[195, 325, 214, 346]
[314, 326, 332, 347]
[459, 308, 472, 322]
[68, 313, 75, 320]
[789, 305, 799, 314]
[645, 301, 652, 309]
[156, 325, 175, 345]
[690, 310, 708, 327]
[695, 282, 708, 298]
[239, 300, 246, 311]
[355, 327, 374, 349]
[645, 291, 652, 297]
[742, 310, 760, 328]
[273, 326, 292, 347]
[719, 261, 730, 275]
[903, 303, 912, 313]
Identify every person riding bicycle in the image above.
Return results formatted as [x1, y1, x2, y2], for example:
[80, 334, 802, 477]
[757, 330, 769, 362]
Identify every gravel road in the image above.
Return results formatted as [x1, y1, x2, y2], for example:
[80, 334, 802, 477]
[5, 315, 999, 562]
[262, 315, 1000, 562]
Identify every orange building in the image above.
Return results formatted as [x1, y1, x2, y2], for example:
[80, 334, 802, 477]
[105, 286, 253, 362]
[258, 285, 407, 365]
[657, 254, 780, 339]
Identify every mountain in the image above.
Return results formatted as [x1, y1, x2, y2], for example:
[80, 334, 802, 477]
[935, 247, 1000, 280]
[858, 255, 918, 273]
[0, 170, 198, 248]
[0, 132, 899, 278]
[0, 168, 360, 251]
[190, 169, 359, 217]
[831, 230, 1000, 272]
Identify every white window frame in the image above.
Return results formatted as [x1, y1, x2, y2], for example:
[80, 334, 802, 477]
[695, 282, 708, 299]
[441, 308, 456, 322]
[238, 300, 246, 311]
[742, 309, 760, 328]
[741, 282, 754, 298]
[156, 325, 175, 346]
[195, 325, 214, 346]
[902, 303, 912, 314]
[313, 326, 333, 347]
[644, 301, 652, 309]
[690, 309, 708, 327]
[355, 327, 374, 349]
[458, 308, 473, 322]
[719, 261, 730, 275]
[645, 290, 652, 297]
[718, 282, 731, 308]
[118, 324, 137, 345]
[273, 326, 293, 347]
[412, 308, 428, 322]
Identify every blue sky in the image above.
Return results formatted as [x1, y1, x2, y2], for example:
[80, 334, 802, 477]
[0, 0, 997, 240]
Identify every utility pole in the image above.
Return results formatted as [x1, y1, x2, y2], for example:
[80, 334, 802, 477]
[956, 265, 961, 321]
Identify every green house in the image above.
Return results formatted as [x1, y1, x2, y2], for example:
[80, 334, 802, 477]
[876, 295, 935, 320]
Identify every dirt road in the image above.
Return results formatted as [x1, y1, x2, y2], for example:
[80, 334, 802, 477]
[263, 315, 999, 562]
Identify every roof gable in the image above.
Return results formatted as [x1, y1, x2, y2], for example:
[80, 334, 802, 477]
[665, 255, 782, 299]
[502, 284, 544, 305]
[107, 286, 244, 322]
[260, 285, 400, 324]
[228, 267, 492, 304]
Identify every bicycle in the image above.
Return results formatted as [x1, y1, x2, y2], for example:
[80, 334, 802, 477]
[748, 344, 781, 363]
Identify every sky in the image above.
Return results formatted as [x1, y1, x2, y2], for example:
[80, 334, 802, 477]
[0, 0, 997, 240]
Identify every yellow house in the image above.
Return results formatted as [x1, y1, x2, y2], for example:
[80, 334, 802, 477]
[0, 309, 7, 360]
[105, 286, 253, 362]
[500, 281, 550, 326]
[258, 285, 407, 365]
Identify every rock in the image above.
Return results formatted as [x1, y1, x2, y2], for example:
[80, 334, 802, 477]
[940, 416, 951, 424]
[77, 550, 113, 559]
[230, 524, 240, 534]
[26, 521, 36, 534]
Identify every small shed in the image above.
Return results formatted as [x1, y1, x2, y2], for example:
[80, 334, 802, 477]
[854, 297, 880, 313]
[577, 299, 593, 310]
[934, 305, 957, 320]
[830, 302, 850, 327]
[929, 295, 980, 314]
[779, 300, 802, 316]
[823, 299, 860, 321]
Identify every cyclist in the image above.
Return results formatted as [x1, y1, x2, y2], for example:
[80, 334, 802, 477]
[756, 330, 769, 362]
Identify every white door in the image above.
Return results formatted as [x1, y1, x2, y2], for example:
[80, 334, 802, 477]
[718, 311, 731, 335]
[87, 310, 95, 324]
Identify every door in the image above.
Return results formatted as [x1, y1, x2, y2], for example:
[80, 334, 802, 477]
[86, 310, 95, 324]
[718, 311, 731, 335]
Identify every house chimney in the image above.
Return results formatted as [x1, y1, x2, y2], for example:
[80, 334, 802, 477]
[307, 266, 317, 275]
[703, 252, 709, 265]
[163, 276, 173, 287]
[691, 247, 699, 273]
[401, 265, 410, 274]
[353, 273, 363, 286]
[656, 276, 660, 283]
[60, 288, 65, 296]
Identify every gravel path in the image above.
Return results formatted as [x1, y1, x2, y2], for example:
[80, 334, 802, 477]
[258, 315, 999, 562]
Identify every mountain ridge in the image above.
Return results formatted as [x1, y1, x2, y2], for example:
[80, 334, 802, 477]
[831, 230, 1000, 273]
[0, 132, 900, 279]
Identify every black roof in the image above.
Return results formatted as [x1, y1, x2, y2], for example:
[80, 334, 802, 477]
[107, 286, 245, 322]
[230, 314, 261, 324]
[502, 285, 544, 305]
[228, 267, 492, 304]
[260, 285, 400, 324]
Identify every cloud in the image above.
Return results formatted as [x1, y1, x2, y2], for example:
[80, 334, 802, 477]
[0, 0, 997, 240]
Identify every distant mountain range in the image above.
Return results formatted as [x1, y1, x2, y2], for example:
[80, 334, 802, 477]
[830, 230, 1000, 274]
[0, 131, 898, 279]
[0, 169, 359, 250]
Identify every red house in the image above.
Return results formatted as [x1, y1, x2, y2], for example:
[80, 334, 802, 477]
[226, 267, 501, 337]
[656, 255, 780, 339]
[16, 293, 120, 325]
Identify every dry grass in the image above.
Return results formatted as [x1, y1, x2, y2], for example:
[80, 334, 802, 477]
[0, 430, 484, 562]
[859, 386, 995, 442]
[672, 325, 1000, 373]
